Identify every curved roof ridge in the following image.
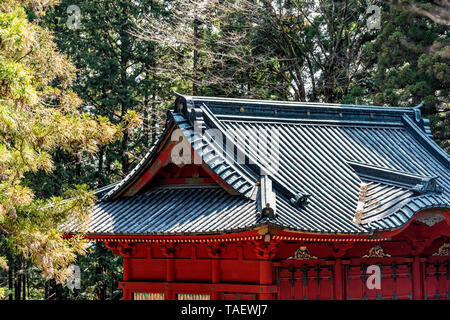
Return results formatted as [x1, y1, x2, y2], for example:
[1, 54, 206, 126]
[402, 115, 450, 170]
[366, 193, 450, 230]
[173, 93, 433, 137]
[173, 92, 417, 112]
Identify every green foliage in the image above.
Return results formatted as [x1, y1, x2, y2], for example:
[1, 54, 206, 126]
[53, 242, 123, 300]
[340, 3, 449, 151]
[0, 0, 118, 284]
[430, 111, 450, 153]
[42, 0, 171, 182]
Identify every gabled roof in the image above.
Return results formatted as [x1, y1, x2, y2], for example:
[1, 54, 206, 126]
[86, 93, 450, 236]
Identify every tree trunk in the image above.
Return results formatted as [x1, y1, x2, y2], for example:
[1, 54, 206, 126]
[15, 270, 20, 300]
[121, 130, 129, 174]
[22, 274, 26, 300]
[193, 18, 200, 95]
[150, 92, 156, 145]
[143, 103, 149, 147]
[98, 147, 104, 178]
[27, 274, 30, 300]
[119, 17, 131, 175]
[8, 255, 13, 300]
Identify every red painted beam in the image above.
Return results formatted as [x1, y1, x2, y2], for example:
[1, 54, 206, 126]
[77, 230, 263, 243]
[119, 281, 278, 294]
[273, 230, 386, 242]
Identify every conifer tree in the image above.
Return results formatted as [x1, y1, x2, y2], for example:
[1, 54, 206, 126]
[0, 0, 118, 283]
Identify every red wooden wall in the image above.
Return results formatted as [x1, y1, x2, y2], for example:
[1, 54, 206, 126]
[103, 222, 449, 300]
[116, 250, 449, 300]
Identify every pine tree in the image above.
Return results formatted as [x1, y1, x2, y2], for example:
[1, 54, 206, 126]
[42, 0, 170, 184]
[344, 2, 449, 151]
[0, 0, 118, 283]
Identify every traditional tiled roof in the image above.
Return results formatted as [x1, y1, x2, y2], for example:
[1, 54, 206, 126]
[91, 186, 258, 235]
[84, 94, 450, 236]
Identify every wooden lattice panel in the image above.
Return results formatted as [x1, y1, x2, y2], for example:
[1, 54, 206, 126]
[134, 292, 164, 300]
[177, 293, 211, 300]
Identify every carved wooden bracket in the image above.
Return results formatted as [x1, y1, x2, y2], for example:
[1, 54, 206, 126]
[104, 242, 136, 258]
[206, 242, 224, 258]
[104, 242, 119, 254]
[160, 243, 179, 258]
[409, 238, 434, 255]
[252, 240, 279, 259]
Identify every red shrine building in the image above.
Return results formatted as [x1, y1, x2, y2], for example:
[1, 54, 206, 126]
[74, 94, 450, 300]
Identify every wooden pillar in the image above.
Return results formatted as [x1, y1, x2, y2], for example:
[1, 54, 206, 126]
[412, 255, 423, 300]
[165, 288, 175, 300]
[333, 259, 344, 300]
[254, 239, 278, 300]
[212, 259, 221, 283]
[161, 242, 177, 300]
[259, 259, 273, 300]
[123, 287, 132, 300]
[165, 258, 176, 300]
[166, 258, 175, 282]
[107, 242, 135, 301]
[211, 290, 221, 300]
[207, 242, 223, 300]
[211, 259, 221, 300]
[123, 257, 132, 281]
